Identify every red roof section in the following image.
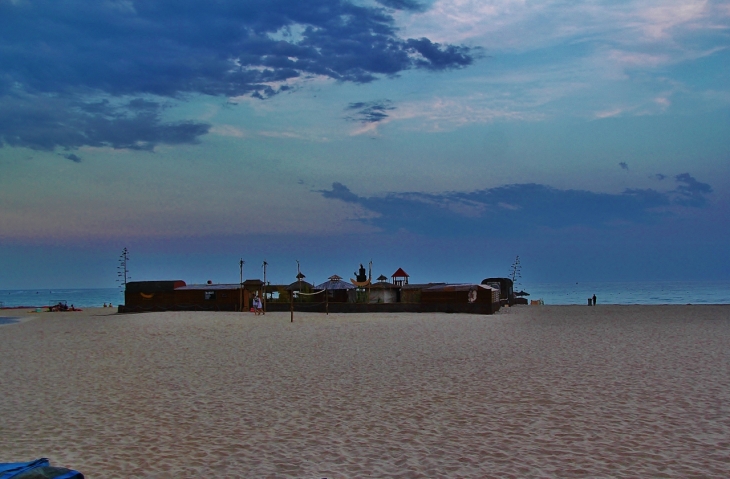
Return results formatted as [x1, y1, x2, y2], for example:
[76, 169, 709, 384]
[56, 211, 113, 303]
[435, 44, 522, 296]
[391, 267, 409, 278]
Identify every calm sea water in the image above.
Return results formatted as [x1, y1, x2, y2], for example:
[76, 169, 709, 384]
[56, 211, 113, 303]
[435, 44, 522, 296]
[523, 280, 730, 305]
[1, 281, 728, 308]
[0, 288, 124, 309]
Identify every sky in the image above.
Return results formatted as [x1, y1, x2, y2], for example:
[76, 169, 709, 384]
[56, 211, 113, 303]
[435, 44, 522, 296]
[1, 0, 729, 289]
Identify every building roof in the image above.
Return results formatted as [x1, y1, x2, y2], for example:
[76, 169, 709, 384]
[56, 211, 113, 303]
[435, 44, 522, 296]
[125, 280, 186, 292]
[401, 282, 445, 290]
[286, 281, 315, 291]
[315, 279, 355, 290]
[177, 283, 241, 291]
[424, 284, 496, 292]
[392, 268, 409, 278]
[328, 274, 343, 281]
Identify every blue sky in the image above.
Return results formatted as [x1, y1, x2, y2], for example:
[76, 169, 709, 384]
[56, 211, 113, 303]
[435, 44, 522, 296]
[1, 0, 728, 289]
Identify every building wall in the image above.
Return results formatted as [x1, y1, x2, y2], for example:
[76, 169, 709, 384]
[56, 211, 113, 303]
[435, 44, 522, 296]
[125, 287, 250, 312]
[369, 288, 397, 303]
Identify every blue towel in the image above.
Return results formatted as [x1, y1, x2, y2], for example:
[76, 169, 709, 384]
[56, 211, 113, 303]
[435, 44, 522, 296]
[0, 459, 83, 479]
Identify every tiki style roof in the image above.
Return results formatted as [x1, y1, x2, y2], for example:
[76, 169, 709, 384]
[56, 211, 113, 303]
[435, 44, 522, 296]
[315, 279, 355, 290]
[376, 274, 388, 282]
[286, 280, 315, 291]
[328, 274, 343, 281]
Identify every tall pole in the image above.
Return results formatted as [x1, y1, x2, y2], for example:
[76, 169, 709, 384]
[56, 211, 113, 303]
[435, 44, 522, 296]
[239, 258, 244, 312]
[262, 260, 268, 315]
[368, 259, 372, 304]
[296, 259, 301, 291]
[292, 259, 301, 322]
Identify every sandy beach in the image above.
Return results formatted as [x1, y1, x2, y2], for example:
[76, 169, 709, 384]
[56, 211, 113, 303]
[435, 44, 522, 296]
[1, 305, 729, 478]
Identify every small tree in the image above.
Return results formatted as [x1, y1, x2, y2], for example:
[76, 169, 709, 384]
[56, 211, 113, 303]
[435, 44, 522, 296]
[509, 255, 521, 287]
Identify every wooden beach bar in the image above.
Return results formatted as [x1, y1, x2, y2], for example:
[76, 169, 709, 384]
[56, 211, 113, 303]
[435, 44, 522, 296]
[120, 276, 501, 315]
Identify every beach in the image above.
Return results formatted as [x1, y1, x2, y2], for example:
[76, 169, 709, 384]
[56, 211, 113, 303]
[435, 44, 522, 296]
[1, 306, 729, 478]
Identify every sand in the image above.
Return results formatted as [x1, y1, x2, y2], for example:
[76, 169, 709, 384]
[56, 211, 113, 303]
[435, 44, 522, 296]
[1, 305, 729, 478]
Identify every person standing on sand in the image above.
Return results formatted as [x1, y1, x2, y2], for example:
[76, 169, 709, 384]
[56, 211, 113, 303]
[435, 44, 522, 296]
[592, 294, 597, 305]
[253, 295, 262, 315]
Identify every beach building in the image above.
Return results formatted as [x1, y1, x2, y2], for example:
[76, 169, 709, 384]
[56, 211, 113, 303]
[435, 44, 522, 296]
[481, 277, 514, 305]
[421, 284, 499, 307]
[391, 267, 410, 286]
[285, 280, 315, 298]
[125, 280, 249, 312]
[120, 268, 501, 315]
[315, 275, 356, 303]
[369, 275, 399, 303]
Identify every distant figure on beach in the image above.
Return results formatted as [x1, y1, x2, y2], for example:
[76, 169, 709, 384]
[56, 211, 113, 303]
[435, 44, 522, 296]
[592, 294, 597, 306]
[253, 295, 262, 315]
[103, 303, 107, 308]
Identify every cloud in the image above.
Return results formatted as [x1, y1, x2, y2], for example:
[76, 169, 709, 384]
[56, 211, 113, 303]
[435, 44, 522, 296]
[403, 0, 727, 50]
[673, 172, 712, 207]
[0, 0, 476, 153]
[619, 162, 629, 170]
[376, 0, 428, 12]
[320, 182, 362, 203]
[0, 93, 210, 151]
[62, 153, 82, 163]
[405, 38, 474, 70]
[346, 100, 395, 123]
[318, 175, 713, 236]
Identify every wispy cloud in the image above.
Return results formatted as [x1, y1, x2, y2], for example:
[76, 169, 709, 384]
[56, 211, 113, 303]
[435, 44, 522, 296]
[402, 0, 728, 50]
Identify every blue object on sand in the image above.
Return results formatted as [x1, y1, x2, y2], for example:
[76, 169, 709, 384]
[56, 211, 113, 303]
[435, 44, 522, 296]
[0, 458, 83, 479]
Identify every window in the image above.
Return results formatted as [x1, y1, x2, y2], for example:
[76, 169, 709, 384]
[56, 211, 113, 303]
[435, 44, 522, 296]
[205, 291, 216, 300]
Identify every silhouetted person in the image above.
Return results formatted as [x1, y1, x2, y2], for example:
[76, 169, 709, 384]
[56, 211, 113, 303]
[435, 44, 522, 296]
[592, 294, 597, 305]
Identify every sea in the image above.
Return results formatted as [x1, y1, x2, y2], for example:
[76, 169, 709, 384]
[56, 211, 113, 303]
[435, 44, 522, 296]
[1, 281, 729, 308]
[0, 288, 124, 309]
[523, 280, 730, 305]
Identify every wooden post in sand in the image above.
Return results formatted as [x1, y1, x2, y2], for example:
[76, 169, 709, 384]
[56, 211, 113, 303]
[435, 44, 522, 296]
[325, 289, 329, 315]
[239, 258, 244, 312]
[262, 260, 268, 315]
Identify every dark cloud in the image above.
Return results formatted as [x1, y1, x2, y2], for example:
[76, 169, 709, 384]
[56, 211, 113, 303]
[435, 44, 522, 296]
[405, 38, 474, 70]
[0, 93, 209, 151]
[375, 0, 428, 12]
[62, 153, 82, 163]
[319, 177, 712, 237]
[0, 0, 476, 154]
[654, 173, 667, 180]
[674, 173, 712, 207]
[346, 100, 395, 123]
[619, 162, 628, 170]
[320, 182, 362, 203]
